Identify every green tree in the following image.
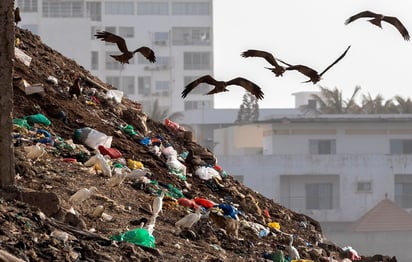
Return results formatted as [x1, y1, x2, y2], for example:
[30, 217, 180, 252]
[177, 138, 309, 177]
[300, 85, 361, 114]
[235, 92, 259, 123]
[393, 95, 412, 114]
[360, 93, 396, 114]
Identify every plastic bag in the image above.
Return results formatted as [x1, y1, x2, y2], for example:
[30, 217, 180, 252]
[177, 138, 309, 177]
[110, 228, 155, 248]
[24, 113, 51, 126]
[74, 127, 112, 149]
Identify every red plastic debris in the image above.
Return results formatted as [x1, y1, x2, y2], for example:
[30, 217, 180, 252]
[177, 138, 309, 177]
[98, 145, 122, 159]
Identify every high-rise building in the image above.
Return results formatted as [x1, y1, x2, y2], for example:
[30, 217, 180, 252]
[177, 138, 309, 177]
[16, 0, 214, 116]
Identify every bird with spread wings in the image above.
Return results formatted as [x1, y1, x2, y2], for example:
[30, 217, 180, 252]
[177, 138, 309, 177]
[277, 45, 351, 84]
[241, 49, 287, 77]
[345, 10, 410, 41]
[94, 31, 156, 64]
[181, 75, 264, 100]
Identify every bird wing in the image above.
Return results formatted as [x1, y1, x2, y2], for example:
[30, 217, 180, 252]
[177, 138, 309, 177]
[319, 45, 351, 76]
[226, 77, 264, 100]
[134, 46, 156, 63]
[94, 31, 129, 53]
[344, 10, 378, 25]
[241, 49, 280, 67]
[276, 57, 293, 67]
[181, 75, 219, 98]
[382, 16, 410, 40]
[286, 65, 319, 80]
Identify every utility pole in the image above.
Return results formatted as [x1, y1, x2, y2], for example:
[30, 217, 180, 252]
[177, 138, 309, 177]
[0, 0, 16, 186]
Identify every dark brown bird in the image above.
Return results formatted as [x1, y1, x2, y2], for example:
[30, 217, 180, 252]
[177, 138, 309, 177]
[94, 31, 156, 64]
[181, 75, 264, 100]
[14, 7, 21, 25]
[241, 49, 286, 77]
[278, 45, 351, 84]
[69, 77, 81, 98]
[345, 11, 410, 41]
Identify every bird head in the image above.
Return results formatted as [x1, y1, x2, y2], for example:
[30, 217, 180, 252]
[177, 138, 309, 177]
[89, 187, 98, 194]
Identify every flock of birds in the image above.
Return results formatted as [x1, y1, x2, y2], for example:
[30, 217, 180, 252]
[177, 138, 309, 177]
[13, 7, 410, 103]
[90, 10, 410, 103]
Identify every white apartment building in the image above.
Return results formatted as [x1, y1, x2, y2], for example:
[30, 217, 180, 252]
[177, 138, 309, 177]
[213, 92, 412, 224]
[16, 0, 214, 115]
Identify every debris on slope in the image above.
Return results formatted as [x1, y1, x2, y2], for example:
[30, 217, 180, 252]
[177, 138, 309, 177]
[0, 27, 396, 261]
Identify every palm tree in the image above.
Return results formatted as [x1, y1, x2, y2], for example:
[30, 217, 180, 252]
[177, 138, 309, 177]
[360, 93, 396, 114]
[300, 85, 361, 114]
[393, 95, 412, 113]
[148, 99, 183, 122]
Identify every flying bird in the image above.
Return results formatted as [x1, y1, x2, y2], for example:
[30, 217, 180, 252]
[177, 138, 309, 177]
[241, 49, 287, 77]
[181, 75, 264, 100]
[94, 31, 156, 64]
[14, 7, 21, 25]
[278, 45, 351, 84]
[345, 11, 410, 41]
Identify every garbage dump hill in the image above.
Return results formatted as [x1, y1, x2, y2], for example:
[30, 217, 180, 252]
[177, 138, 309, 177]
[0, 27, 396, 262]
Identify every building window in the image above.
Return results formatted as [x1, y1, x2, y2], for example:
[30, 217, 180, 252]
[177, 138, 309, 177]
[105, 1, 134, 15]
[395, 182, 412, 208]
[307, 99, 317, 109]
[153, 32, 169, 45]
[309, 139, 336, 155]
[171, 2, 210, 15]
[17, 0, 38, 12]
[395, 175, 412, 208]
[357, 181, 372, 193]
[91, 51, 98, 70]
[42, 1, 84, 18]
[105, 52, 123, 70]
[118, 27, 134, 38]
[106, 76, 120, 89]
[91, 26, 102, 39]
[184, 100, 212, 110]
[390, 139, 412, 154]
[305, 183, 333, 210]
[183, 52, 211, 70]
[172, 27, 211, 45]
[137, 2, 169, 15]
[86, 1, 101, 21]
[121, 76, 135, 95]
[138, 76, 151, 97]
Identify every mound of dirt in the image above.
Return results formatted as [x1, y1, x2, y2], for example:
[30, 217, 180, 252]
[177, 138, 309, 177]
[0, 27, 396, 261]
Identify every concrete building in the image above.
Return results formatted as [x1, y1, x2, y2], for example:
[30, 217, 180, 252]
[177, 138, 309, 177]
[16, 0, 214, 115]
[212, 92, 412, 261]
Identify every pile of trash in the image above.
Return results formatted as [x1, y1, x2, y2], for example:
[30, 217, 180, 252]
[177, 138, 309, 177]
[0, 27, 397, 261]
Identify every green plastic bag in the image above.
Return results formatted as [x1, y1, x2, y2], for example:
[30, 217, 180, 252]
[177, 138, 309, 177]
[121, 124, 137, 136]
[24, 113, 51, 126]
[13, 118, 31, 129]
[110, 228, 155, 248]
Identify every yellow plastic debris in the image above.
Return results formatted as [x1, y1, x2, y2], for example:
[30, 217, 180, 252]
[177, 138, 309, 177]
[127, 159, 144, 170]
[267, 221, 281, 230]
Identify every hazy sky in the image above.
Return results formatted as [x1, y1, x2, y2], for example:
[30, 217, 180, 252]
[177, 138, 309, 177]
[212, 0, 412, 109]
